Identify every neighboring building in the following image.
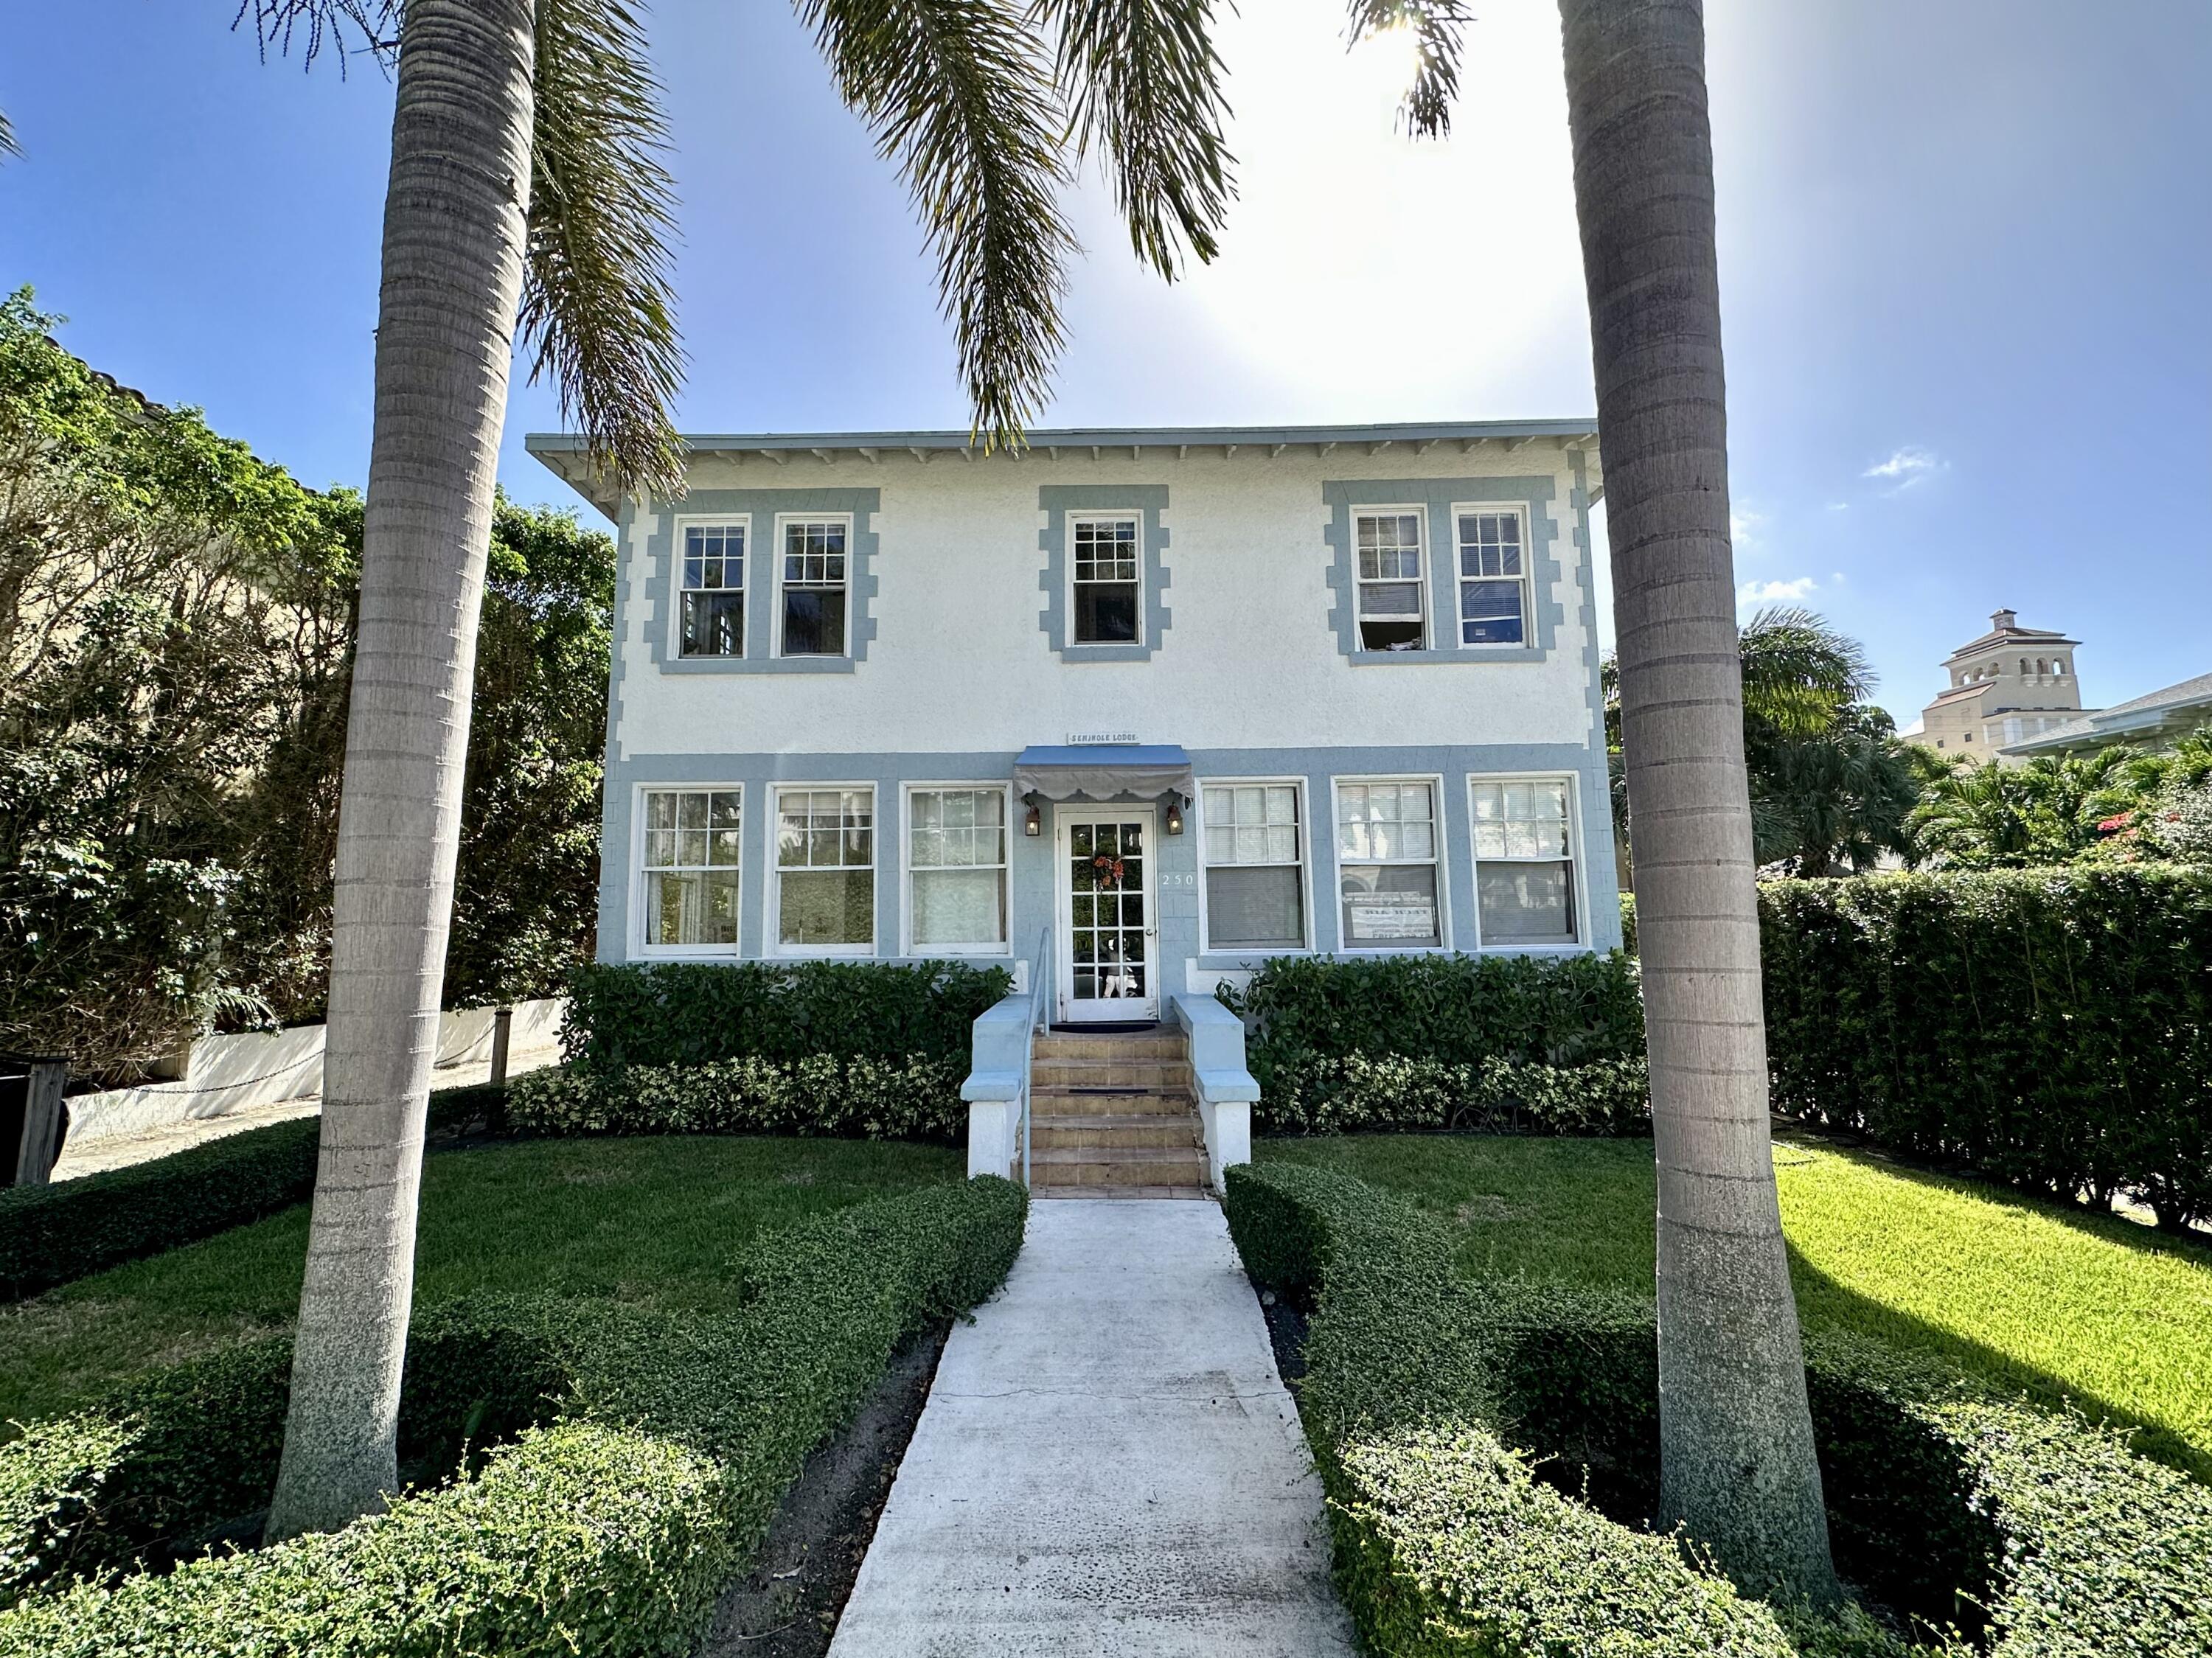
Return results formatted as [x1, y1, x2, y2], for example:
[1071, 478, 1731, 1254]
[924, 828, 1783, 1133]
[1918, 609, 2096, 758]
[528, 420, 1621, 1028]
[2000, 669, 2212, 760]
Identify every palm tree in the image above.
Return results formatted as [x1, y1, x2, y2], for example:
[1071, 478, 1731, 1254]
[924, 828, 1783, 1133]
[1910, 746, 2139, 868]
[245, 0, 1234, 1539]
[1498, 0, 1834, 1595]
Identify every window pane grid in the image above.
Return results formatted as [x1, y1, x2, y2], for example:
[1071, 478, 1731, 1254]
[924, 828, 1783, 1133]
[1335, 780, 1441, 948]
[641, 788, 742, 947]
[680, 526, 745, 658]
[1072, 518, 1141, 644]
[1355, 512, 1426, 649]
[779, 520, 849, 657]
[910, 788, 1009, 949]
[1458, 511, 1528, 646]
[1204, 784, 1305, 950]
[1472, 779, 1576, 944]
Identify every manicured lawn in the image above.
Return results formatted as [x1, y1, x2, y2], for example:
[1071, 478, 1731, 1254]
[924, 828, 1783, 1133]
[0, 1135, 960, 1429]
[1261, 1132, 2212, 1478]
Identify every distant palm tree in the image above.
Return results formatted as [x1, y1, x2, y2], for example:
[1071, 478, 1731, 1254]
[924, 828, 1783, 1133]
[1910, 747, 2138, 868]
[244, 0, 1234, 1539]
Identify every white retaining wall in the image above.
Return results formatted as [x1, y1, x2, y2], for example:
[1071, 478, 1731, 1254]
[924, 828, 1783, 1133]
[65, 997, 568, 1143]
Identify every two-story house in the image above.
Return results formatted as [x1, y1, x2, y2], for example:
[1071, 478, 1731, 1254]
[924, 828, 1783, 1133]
[528, 420, 1622, 1040]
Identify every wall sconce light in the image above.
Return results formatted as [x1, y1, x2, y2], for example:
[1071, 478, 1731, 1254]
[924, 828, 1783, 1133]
[1164, 796, 1186, 835]
[1023, 795, 1043, 837]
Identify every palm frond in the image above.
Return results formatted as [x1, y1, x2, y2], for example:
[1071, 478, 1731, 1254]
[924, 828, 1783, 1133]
[1346, 0, 1472, 139]
[521, 0, 687, 497]
[801, 0, 1074, 449]
[1738, 605, 1874, 736]
[1040, 0, 1235, 279]
[232, 1, 399, 69]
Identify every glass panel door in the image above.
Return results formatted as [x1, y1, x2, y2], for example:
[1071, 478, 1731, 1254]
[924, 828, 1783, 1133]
[1058, 811, 1158, 1022]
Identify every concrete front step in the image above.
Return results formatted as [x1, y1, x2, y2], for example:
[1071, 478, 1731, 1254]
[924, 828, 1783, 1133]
[1029, 1143, 1209, 1188]
[1032, 1031, 1186, 1060]
[1032, 1087, 1194, 1118]
[1032, 1114, 1202, 1152]
[1032, 1057, 1192, 1090]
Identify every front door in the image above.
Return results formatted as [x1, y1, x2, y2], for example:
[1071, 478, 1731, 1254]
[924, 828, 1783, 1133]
[1057, 809, 1158, 1023]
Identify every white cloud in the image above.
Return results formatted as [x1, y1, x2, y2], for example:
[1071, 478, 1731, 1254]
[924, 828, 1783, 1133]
[1730, 506, 1766, 549]
[1738, 576, 1818, 608]
[1863, 445, 1949, 490]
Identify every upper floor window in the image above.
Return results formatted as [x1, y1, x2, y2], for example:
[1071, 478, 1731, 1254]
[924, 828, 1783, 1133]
[908, 787, 1009, 952]
[679, 525, 744, 658]
[775, 786, 874, 952]
[1354, 512, 1426, 651]
[641, 787, 741, 949]
[1471, 779, 1576, 945]
[1071, 516, 1141, 644]
[1457, 510, 1528, 647]
[1203, 783, 1306, 951]
[779, 518, 849, 657]
[1335, 779, 1441, 948]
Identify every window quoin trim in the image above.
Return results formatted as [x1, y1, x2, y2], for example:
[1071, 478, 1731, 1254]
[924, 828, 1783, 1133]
[1037, 484, 1172, 662]
[643, 488, 880, 675]
[1322, 476, 1562, 666]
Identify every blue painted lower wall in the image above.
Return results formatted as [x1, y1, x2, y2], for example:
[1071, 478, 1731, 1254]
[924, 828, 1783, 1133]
[597, 742, 1623, 989]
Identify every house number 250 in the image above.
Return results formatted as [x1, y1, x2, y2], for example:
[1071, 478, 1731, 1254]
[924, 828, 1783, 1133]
[1158, 871, 1196, 889]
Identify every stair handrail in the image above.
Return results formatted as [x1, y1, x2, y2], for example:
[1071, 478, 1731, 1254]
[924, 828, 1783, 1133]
[1022, 924, 1048, 1188]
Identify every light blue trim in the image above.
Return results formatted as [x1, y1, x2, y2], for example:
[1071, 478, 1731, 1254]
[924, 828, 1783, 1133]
[1037, 484, 1172, 662]
[1322, 476, 1561, 665]
[639, 488, 882, 675]
[1567, 449, 1625, 924]
[597, 742, 1623, 974]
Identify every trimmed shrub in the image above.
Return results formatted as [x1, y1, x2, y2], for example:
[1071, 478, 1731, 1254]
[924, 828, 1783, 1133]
[1, 1080, 518, 1305]
[1226, 1160, 2212, 1658]
[1255, 1051, 1649, 1137]
[0, 1176, 1027, 1654]
[506, 1053, 965, 1144]
[1221, 952, 1645, 1138]
[1761, 867, 2212, 1229]
[563, 960, 1012, 1072]
[0, 1118, 319, 1303]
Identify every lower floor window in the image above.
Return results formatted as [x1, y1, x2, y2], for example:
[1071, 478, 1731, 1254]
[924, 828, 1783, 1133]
[1472, 779, 1576, 944]
[1335, 780, 1441, 947]
[641, 788, 742, 947]
[1203, 783, 1305, 949]
[776, 787, 874, 949]
[908, 787, 1009, 950]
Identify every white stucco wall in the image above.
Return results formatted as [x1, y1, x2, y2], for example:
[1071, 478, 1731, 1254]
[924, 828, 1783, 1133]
[607, 442, 1603, 761]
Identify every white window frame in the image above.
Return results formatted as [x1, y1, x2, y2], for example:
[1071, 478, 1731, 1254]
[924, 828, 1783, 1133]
[1065, 510, 1146, 648]
[1195, 777, 1315, 957]
[1327, 773, 1451, 953]
[1352, 506, 1430, 652]
[900, 781, 1015, 958]
[768, 781, 879, 958]
[670, 515, 749, 661]
[1451, 503, 1533, 650]
[1467, 773, 1587, 952]
[631, 781, 745, 959]
[772, 511, 855, 661]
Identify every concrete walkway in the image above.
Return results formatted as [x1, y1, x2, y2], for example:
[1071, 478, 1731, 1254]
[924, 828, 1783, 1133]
[828, 1199, 1354, 1657]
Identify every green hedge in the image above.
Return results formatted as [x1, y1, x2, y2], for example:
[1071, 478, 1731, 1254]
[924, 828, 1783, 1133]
[1, 1082, 510, 1306]
[506, 1053, 964, 1143]
[0, 1176, 1026, 1654]
[563, 960, 1012, 1072]
[1220, 953, 1645, 1137]
[1226, 1160, 2212, 1658]
[0, 1118, 321, 1303]
[1761, 867, 2212, 1229]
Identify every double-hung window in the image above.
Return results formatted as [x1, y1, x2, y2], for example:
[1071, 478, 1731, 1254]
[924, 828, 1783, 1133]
[1472, 779, 1576, 944]
[1071, 516, 1141, 644]
[641, 788, 742, 949]
[1203, 784, 1306, 950]
[1355, 511, 1426, 650]
[776, 787, 874, 950]
[1457, 510, 1528, 646]
[779, 518, 849, 657]
[1335, 780, 1441, 948]
[679, 525, 745, 658]
[908, 787, 1009, 952]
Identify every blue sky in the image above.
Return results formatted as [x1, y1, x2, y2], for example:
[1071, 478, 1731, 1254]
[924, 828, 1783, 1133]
[4, 0, 2206, 728]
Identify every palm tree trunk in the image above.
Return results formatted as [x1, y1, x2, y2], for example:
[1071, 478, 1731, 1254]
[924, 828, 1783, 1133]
[1557, 0, 1838, 1599]
[265, 0, 536, 1541]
